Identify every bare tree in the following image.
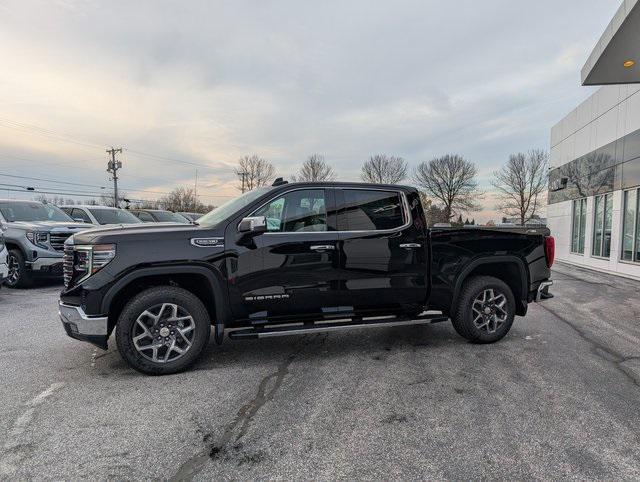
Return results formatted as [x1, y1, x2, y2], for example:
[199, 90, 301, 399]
[361, 154, 407, 184]
[419, 192, 449, 227]
[34, 195, 78, 206]
[236, 155, 276, 192]
[158, 186, 212, 213]
[292, 154, 336, 182]
[560, 151, 613, 199]
[492, 149, 548, 225]
[99, 192, 128, 208]
[413, 154, 481, 221]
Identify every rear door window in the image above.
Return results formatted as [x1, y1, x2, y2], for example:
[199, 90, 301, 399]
[338, 190, 405, 231]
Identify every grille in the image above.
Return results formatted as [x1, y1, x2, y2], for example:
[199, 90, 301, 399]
[50, 232, 73, 252]
[63, 245, 74, 287]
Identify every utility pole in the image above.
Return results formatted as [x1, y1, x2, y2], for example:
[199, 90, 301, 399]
[239, 171, 248, 193]
[106, 147, 122, 207]
[194, 169, 198, 210]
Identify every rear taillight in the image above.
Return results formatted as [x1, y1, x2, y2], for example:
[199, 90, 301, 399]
[544, 236, 555, 268]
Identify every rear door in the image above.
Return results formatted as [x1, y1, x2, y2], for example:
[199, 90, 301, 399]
[229, 188, 343, 321]
[336, 188, 428, 314]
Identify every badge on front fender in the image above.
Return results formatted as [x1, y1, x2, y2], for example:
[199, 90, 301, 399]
[190, 237, 224, 248]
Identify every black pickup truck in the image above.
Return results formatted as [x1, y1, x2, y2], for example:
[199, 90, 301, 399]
[59, 180, 554, 375]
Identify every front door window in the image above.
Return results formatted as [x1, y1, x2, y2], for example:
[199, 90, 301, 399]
[252, 189, 327, 232]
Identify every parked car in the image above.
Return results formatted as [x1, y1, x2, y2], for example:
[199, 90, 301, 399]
[0, 228, 8, 286]
[176, 212, 202, 222]
[0, 200, 94, 288]
[59, 180, 554, 375]
[60, 205, 143, 225]
[129, 209, 189, 223]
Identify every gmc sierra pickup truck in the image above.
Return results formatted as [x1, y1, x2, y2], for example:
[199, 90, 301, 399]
[59, 180, 554, 375]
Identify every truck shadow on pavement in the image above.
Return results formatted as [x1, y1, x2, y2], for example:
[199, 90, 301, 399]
[96, 321, 477, 376]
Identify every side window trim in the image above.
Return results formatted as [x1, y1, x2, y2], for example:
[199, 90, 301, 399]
[244, 187, 410, 235]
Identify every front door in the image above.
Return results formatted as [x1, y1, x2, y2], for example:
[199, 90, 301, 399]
[228, 188, 342, 322]
[336, 188, 428, 315]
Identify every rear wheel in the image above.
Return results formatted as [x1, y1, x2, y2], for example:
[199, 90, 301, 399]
[451, 276, 515, 343]
[115, 286, 211, 375]
[6, 249, 33, 289]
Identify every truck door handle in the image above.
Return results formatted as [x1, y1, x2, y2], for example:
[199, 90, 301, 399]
[310, 245, 335, 251]
[400, 243, 421, 249]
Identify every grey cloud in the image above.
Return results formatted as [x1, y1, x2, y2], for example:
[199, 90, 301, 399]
[0, 0, 619, 216]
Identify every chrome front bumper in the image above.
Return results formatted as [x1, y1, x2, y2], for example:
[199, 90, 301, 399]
[59, 302, 108, 336]
[535, 280, 553, 302]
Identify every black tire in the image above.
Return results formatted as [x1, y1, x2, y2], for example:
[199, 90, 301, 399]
[451, 275, 515, 344]
[6, 249, 34, 289]
[115, 286, 211, 375]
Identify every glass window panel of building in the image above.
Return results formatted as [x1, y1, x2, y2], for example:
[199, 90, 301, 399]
[592, 193, 612, 258]
[571, 198, 587, 254]
[621, 188, 639, 262]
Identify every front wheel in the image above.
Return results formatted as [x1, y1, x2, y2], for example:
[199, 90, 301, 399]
[115, 286, 211, 375]
[6, 249, 33, 289]
[451, 276, 515, 344]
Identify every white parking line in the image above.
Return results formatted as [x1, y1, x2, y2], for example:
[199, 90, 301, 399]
[0, 382, 65, 477]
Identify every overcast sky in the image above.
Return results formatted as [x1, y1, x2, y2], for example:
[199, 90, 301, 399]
[0, 0, 622, 222]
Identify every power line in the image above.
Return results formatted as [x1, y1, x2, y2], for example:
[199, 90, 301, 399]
[0, 187, 160, 206]
[0, 117, 232, 172]
[0, 172, 108, 189]
[0, 187, 110, 199]
[0, 182, 106, 196]
[0, 171, 235, 199]
[0, 117, 104, 150]
[0, 153, 195, 187]
[0, 153, 109, 172]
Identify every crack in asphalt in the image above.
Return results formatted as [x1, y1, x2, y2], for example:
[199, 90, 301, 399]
[538, 304, 640, 388]
[0, 382, 65, 477]
[170, 335, 316, 481]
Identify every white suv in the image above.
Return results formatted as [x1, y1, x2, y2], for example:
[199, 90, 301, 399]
[59, 205, 143, 226]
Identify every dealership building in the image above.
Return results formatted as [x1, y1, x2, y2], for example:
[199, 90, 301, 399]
[548, 0, 640, 279]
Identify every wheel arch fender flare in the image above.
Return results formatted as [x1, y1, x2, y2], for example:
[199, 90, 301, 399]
[101, 264, 230, 342]
[451, 255, 529, 314]
[4, 241, 25, 256]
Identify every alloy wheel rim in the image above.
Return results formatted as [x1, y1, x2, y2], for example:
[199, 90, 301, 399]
[132, 303, 196, 363]
[7, 254, 20, 285]
[472, 288, 508, 333]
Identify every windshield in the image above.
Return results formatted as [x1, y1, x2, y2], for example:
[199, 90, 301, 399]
[0, 201, 73, 222]
[89, 208, 142, 225]
[198, 187, 272, 228]
[153, 211, 189, 223]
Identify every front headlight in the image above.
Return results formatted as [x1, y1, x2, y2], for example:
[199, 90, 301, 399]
[71, 244, 116, 284]
[26, 231, 49, 248]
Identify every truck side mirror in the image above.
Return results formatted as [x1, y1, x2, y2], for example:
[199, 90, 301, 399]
[238, 216, 267, 235]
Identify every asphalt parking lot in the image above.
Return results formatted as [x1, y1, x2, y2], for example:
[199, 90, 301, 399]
[1, 263, 640, 480]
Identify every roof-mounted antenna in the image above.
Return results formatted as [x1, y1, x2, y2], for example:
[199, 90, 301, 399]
[272, 177, 288, 186]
